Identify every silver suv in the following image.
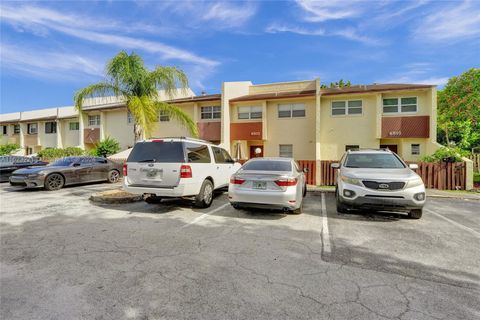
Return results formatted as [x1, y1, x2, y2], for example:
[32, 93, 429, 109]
[332, 149, 426, 219]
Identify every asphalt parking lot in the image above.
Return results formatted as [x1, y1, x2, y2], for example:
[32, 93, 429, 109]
[1, 183, 479, 320]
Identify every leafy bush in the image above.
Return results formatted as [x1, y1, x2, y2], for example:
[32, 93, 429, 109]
[37, 147, 85, 160]
[420, 146, 469, 163]
[0, 143, 20, 156]
[474, 173, 480, 184]
[90, 137, 120, 157]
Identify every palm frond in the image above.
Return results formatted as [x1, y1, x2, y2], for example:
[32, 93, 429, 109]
[149, 66, 189, 100]
[128, 96, 159, 138]
[74, 82, 126, 112]
[106, 51, 151, 96]
[154, 101, 199, 137]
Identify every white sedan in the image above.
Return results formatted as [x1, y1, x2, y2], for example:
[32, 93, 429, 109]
[228, 158, 307, 214]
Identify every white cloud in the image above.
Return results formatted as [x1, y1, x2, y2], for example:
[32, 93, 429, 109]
[265, 23, 383, 45]
[1, 43, 104, 81]
[202, 2, 257, 28]
[295, 0, 365, 22]
[414, 0, 480, 42]
[378, 62, 449, 86]
[0, 3, 219, 67]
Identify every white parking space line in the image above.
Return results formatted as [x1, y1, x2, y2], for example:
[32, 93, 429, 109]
[321, 193, 332, 254]
[425, 208, 480, 239]
[181, 203, 230, 228]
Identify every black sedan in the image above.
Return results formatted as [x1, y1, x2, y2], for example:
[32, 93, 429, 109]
[0, 156, 48, 183]
[9, 156, 123, 190]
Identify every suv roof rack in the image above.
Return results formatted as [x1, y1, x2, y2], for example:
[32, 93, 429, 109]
[148, 136, 213, 144]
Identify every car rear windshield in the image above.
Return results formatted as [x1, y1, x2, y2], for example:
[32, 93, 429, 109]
[242, 160, 292, 171]
[344, 153, 406, 169]
[128, 141, 185, 163]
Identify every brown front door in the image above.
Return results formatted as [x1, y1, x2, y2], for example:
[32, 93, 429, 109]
[380, 144, 398, 154]
[249, 145, 264, 158]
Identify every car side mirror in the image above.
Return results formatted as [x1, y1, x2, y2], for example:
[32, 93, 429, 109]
[331, 163, 340, 169]
[303, 167, 309, 173]
[409, 163, 418, 170]
[73, 163, 81, 167]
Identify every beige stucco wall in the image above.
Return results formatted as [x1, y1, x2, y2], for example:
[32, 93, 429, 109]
[264, 98, 316, 160]
[150, 104, 196, 140]
[320, 94, 379, 160]
[62, 119, 80, 147]
[103, 109, 135, 150]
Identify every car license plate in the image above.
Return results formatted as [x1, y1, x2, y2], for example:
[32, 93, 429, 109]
[144, 169, 162, 179]
[252, 181, 266, 190]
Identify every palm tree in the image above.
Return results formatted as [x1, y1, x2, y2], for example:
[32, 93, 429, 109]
[74, 51, 198, 142]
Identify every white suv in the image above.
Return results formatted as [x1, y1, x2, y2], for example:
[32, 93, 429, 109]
[333, 149, 426, 219]
[123, 137, 241, 208]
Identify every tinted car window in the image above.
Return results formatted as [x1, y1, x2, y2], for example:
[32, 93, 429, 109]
[221, 149, 233, 163]
[49, 158, 74, 166]
[212, 147, 225, 163]
[185, 143, 211, 163]
[242, 160, 292, 171]
[128, 141, 185, 163]
[345, 153, 406, 169]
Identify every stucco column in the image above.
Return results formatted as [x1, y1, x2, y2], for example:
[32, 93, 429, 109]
[100, 111, 106, 140]
[19, 123, 26, 154]
[262, 101, 267, 141]
[375, 93, 383, 139]
[56, 120, 63, 148]
[78, 114, 85, 149]
[315, 78, 321, 185]
[220, 82, 230, 150]
[36, 122, 42, 147]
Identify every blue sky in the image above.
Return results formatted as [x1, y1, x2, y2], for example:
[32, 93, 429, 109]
[1, 0, 479, 113]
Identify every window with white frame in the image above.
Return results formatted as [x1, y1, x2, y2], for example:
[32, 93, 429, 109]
[345, 145, 359, 151]
[1, 125, 6, 135]
[278, 103, 306, 118]
[331, 100, 362, 116]
[127, 111, 133, 124]
[201, 106, 221, 120]
[279, 144, 293, 158]
[411, 144, 420, 155]
[159, 111, 170, 122]
[237, 106, 262, 120]
[27, 123, 37, 134]
[69, 122, 79, 131]
[383, 97, 417, 113]
[88, 115, 100, 126]
[13, 124, 20, 134]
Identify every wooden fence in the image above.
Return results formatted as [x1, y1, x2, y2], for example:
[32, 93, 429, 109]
[297, 160, 316, 185]
[469, 154, 480, 173]
[320, 160, 467, 190]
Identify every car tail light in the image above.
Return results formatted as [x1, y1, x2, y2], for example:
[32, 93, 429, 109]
[123, 163, 127, 176]
[180, 165, 192, 178]
[275, 178, 297, 187]
[151, 139, 164, 143]
[230, 177, 245, 185]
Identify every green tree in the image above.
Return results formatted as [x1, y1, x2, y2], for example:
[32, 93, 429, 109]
[90, 137, 121, 157]
[320, 79, 352, 88]
[74, 51, 198, 142]
[0, 143, 19, 156]
[437, 68, 480, 150]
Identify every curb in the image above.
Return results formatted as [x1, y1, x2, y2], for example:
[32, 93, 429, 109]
[426, 194, 480, 201]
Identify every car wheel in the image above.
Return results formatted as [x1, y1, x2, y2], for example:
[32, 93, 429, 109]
[145, 195, 162, 204]
[291, 202, 303, 215]
[336, 190, 348, 214]
[408, 209, 423, 219]
[303, 184, 307, 197]
[232, 203, 241, 210]
[44, 173, 65, 191]
[195, 179, 214, 208]
[107, 170, 120, 183]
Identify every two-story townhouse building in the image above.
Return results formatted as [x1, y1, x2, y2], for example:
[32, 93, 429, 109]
[0, 78, 440, 184]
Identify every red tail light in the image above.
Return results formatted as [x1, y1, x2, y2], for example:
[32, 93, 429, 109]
[180, 165, 192, 178]
[274, 178, 297, 187]
[230, 177, 245, 185]
[123, 163, 127, 176]
[151, 139, 164, 142]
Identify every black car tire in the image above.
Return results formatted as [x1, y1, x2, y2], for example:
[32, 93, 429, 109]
[195, 179, 214, 208]
[44, 173, 65, 191]
[336, 190, 348, 214]
[291, 202, 303, 214]
[408, 209, 423, 219]
[303, 184, 307, 197]
[107, 169, 120, 183]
